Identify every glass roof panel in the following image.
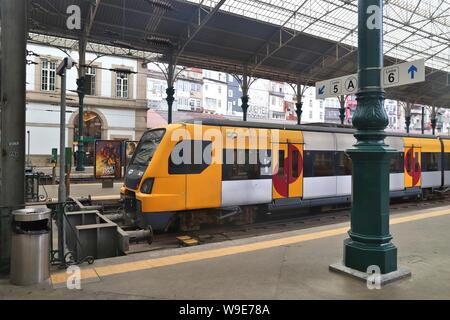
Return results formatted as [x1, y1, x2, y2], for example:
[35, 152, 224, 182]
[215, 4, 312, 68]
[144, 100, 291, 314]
[185, 0, 450, 71]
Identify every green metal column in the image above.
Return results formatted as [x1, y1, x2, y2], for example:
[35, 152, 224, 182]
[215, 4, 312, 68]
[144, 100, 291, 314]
[431, 106, 437, 136]
[421, 106, 425, 134]
[75, 77, 85, 171]
[295, 102, 303, 125]
[76, 37, 87, 172]
[240, 72, 250, 122]
[295, 82, 303, 125]
[166, 86, 175, 124]
[166, 55, 176, 124]
[343, 0, 398, 274]
[339, 95, 346, 126]
[241, 95, 250, 122]
[405, 102, 411, 134]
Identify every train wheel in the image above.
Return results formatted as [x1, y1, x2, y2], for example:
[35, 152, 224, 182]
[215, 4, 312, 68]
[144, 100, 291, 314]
[179, 212, 201, 232]
[233, 206, 258, 226]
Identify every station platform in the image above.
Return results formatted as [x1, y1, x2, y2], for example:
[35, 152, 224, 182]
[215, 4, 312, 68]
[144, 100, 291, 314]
[42, 182, 122, 200]
[1, 204, 450, 300]
[35, 166, 95, 179]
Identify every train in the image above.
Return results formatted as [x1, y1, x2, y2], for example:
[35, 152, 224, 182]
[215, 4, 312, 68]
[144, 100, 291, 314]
[120, 119, 450, 232]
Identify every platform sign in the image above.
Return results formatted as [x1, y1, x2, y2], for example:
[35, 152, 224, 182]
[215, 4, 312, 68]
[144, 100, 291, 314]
[316, 74, 358, 99]
[383, 59, 425, 88]
[94, 140, 122, 179]
[316, 59, 425, 99]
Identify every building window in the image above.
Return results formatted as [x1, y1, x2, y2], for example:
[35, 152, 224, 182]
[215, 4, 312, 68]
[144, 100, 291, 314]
[86, 66, 96, 96]
[205, 98, 217, 109]
[116, 72, 129, 98]
[218, 86, 222, 94]
[228, 90, 233, 98]
[41, 60, 56, 91]
[309, 111, 313, 119]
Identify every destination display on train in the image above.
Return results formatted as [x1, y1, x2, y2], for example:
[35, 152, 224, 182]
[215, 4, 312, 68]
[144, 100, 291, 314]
[315, 59, 425, 99]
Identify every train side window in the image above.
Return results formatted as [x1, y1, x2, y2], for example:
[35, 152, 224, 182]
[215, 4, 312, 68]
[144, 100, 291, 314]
[313, 151, 335, 177]
[222, 149, 272, 181]
[292, 150, 300, 178]
[169, 140, 212, 175]
[303, 151, 313, 178]
[421, 152, 440, 172]
[278, 150, 285, 177]
[390, 152, 404, 174]
[445, 153, 450, 171]
[336, 152, 352, 176]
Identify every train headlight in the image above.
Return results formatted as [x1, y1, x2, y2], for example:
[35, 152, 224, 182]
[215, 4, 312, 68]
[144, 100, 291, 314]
[140, 178, 154, 194]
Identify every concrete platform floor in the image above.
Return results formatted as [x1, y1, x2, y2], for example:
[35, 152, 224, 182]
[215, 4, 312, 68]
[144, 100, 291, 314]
[1, 205, 450, 300]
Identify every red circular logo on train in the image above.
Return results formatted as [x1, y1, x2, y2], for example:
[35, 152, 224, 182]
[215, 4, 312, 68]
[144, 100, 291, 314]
[273, 145, 303, 197]
[405, 148, 421, 186]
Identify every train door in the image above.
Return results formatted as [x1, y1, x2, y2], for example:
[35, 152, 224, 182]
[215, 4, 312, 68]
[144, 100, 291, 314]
[272, 143, 303, 199]
[288, 144, 303, 198]
[404, 146, 422, 188]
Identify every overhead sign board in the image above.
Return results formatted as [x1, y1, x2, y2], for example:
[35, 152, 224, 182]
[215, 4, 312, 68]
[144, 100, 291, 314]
[316, 74, 358, 99]
[382, 59, 425, 88]
[316, 59, 425, 99]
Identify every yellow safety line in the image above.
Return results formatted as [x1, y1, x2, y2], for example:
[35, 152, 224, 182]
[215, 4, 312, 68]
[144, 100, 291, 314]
[51, 207, 450, 285]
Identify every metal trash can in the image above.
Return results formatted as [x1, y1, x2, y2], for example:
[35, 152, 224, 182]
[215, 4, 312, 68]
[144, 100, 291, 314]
[10, 208, 51, 286]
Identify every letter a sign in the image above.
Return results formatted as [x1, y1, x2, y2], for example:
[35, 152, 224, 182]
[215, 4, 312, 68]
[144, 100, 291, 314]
[315, 74, 358, 99]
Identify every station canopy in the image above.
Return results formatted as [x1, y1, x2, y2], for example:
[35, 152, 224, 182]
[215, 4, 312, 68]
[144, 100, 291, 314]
[27, 0, 450, 106]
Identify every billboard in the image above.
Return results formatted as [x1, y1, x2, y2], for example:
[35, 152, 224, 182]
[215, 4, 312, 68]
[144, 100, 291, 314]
[124, 141, 138, 168]
[94, 140, 122, 179]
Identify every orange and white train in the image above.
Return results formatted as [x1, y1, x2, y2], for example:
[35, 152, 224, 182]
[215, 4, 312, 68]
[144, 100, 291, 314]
[121, 119, 450, 231]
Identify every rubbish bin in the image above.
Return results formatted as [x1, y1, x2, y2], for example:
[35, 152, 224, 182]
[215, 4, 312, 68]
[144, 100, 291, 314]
[10, 208, 51, 286]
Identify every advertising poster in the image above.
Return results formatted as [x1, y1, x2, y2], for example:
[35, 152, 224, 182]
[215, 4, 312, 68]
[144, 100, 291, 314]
[94, 140, 122, 179]
[124, 141, 138, 169]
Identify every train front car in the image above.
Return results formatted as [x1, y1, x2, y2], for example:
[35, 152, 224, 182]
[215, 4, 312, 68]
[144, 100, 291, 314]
[121, 125, 174, 231]
[121, 122, 225, 232]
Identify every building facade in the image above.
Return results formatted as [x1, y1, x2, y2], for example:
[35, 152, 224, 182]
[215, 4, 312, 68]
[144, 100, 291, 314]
[202, 70, 228, 115]
[26, 43, 147, 166]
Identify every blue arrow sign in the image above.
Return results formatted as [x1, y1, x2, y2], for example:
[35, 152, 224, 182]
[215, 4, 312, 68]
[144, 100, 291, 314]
[318, 85, 325, 95]
[408, 65, 418, 80]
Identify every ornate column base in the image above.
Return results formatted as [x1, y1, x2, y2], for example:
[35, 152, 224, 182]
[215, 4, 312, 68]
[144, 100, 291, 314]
[295, 102, 302, 125]
[166, 86, 175, 124]
[339, 107, 346, 126]
[343, 138, 399, 275]
[405, 116, 411, 134]
[241, 95, 249, 122]
[343, 239, 397, 274]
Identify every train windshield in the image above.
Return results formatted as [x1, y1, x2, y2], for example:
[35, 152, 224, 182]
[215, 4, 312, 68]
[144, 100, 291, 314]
[131, 129, 165, 166]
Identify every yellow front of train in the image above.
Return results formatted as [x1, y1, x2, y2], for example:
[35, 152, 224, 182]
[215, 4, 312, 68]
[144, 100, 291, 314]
[120, 123, 188, 231]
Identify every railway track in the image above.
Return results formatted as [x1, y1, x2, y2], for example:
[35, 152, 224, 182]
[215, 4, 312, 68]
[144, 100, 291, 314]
[124, 194, 450, 255]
